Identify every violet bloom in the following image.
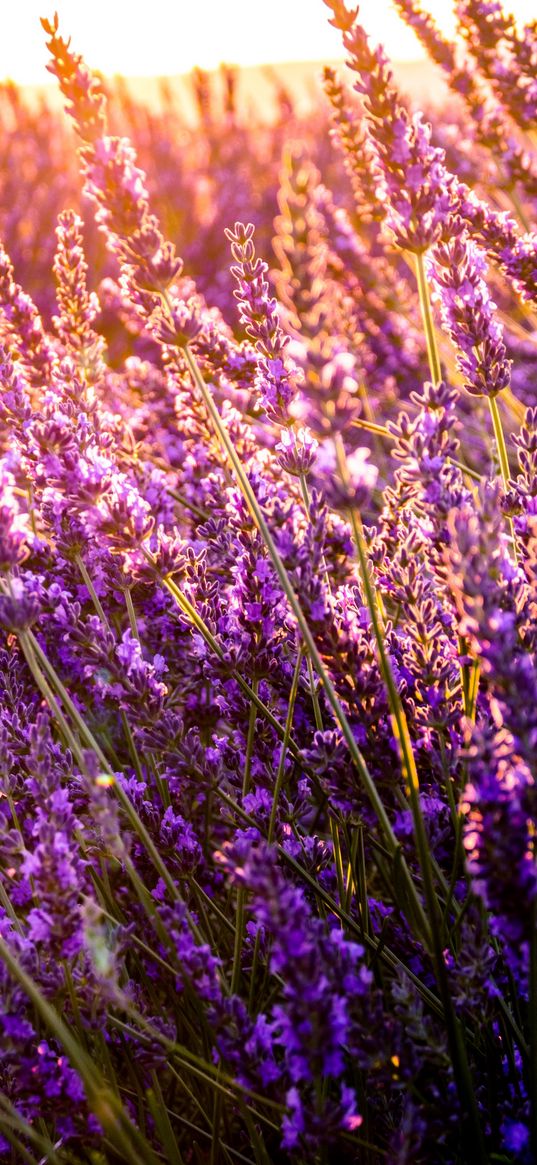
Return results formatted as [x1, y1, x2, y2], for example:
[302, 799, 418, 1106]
[0, 343, 32, 429]
[44, 17, 184, 336]
[388, 379, 470, 523]
[461, 726, 537, 974]
[314, 441, 379, 511]
[325, 0, 537, 309]
[456, 0, 537, 130]
[14, 714, 89, 960]
[0, 463, 31, 572]
[454, 181, 537, 306]
[225, 221, 299, 425]
[429, 227, 511, 397]
[324, 0, 454, 253]
[394, 0, 537, 200]
[446, 481, 537, 768]
[275, 426, 318, 478]
[508, 406, 537, 562]
[53, 209, 105, 384]
[0, 241, 57, 387]
[323, 66, 385, 224]
[216, 835, 370, 1149]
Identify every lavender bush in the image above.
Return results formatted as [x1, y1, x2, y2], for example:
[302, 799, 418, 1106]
[0, 2, 536, 1161]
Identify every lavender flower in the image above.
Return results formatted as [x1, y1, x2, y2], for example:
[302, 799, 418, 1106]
[394, 0, 537, 200]
[225, 221, 299, 424]
[216, 835, 368, 1149]
[461, 726, 537, 972]
[457, 0, 537, 130]
[53, 209, 105, 384]
[429, 227, 512, 397]
[0, 6, 532, 1161]
[325, 0, 454, 253]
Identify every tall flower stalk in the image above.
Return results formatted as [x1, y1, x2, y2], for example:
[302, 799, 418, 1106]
[0, 5, 534, 1162]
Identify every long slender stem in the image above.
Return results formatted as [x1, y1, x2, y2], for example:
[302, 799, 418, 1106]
[415, 250, 443, 386]
[268, 648, 303, 843]
[182, 344, 430, 941]
[124, 586, 141, 640]
[334, 433, 486, 1161]
[488, 395, 511, 490]
[488, 394, 519, 561]
[242, 678, 259, 799]
[17, 624, 191, 913]
[0, 935, 161, 1165]
[109, 1013, 285, 1117]
[408, 252, 489, 1160]
[216, 781, 453, 1025]
[18, 632, 87, 769]
[75, 553, 111, 632]
[232, 678, 260, 998]
[306, 653, 324, 733]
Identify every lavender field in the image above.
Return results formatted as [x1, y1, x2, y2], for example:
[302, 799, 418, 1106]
[1, 1, 537, 1161]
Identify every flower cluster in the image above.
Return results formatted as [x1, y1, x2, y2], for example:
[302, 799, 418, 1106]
[0, 4, 534, 1164]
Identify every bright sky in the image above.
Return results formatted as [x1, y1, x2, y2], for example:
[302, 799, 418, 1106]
[2, 0, 536, 84]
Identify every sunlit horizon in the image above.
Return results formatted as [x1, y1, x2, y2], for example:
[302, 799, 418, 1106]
[1, 0, 535, 87]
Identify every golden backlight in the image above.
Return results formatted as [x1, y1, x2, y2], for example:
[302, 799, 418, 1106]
[1, 0, 536, 85]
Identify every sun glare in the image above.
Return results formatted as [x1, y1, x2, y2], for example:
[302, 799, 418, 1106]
[2, 0, 536, 86]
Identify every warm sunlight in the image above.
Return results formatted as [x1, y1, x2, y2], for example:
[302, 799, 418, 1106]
[3, 0, 536, 84]
[2, 0, 537, 1154]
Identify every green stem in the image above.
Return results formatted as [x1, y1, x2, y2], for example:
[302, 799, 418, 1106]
[415, 250, 442, 386]
[0, 935, 161, 1165]
[166, 485, 210, 521]
[142, 1102, 254, 1164]
[0, 1093, 80, 1165]
[181, 346, 428, 938]
[233, 678, 260, 996]
[489, 394, 518, 561]
[214, 789, 446, 1023]
[488, 395, 511, 489]
[75, 553, 111, 632]
[306, 652, 324, 732]
[334, 435, 486, 1162]
[300, 470, 332, 592]
[109, 1014, 285, 1118]
[268, 648, 303, 843]
[331, 817, 347, 910]
[0, 1126, 41, 1165]
[146, 1074, 186, 1165]
[121, 710, 144, 781]
[19, 632, 87, 769]
[231, 888, 245, 997]
[18, 626, 189, 913]
[124, 586, 140, 640]
[242, 678, 259, 799]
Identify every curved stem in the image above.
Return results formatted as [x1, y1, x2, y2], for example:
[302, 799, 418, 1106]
[334, 433, 486, 1163]
[268, 648, 303, 844]
[489, 396, 518, 562]
[415, 250, 442, 386]
[488, 394, 511, 489]
[183, 344, 430, 943]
